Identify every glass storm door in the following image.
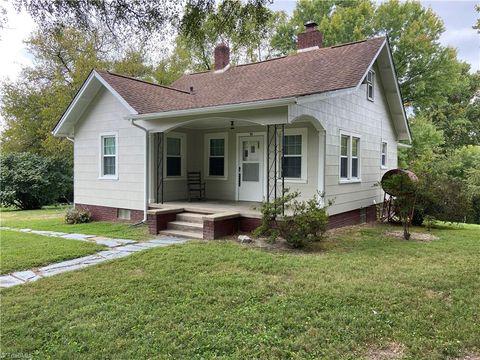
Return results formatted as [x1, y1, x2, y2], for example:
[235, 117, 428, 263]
[238, 136, 264, 201]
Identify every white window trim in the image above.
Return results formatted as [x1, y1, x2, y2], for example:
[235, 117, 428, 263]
[164, 132, 187, 180]
[277, 128, 308, 183]
[98, 132, 118, 180]
[204, 132, 228, 180]
[339, 130, 361, 184]
[367, 69, 375, 102]
[381, 140, 388, 169]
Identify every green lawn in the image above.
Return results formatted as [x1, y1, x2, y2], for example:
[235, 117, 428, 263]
[1, 223, 479, 359]
[0, 206, 152, 240]
[0, 230, 105, 274]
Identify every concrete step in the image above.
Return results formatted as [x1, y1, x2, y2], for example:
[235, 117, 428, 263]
[159, 229, 203, 239]
[176, 212, 205, 224]
[167, 221, 203, 233]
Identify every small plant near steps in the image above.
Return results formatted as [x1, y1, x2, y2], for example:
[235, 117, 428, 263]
[160, 212, 205, 239]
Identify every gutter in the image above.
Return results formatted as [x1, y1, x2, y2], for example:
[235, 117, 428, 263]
[127, 97, 297, 121]
[129, 119, 150, 223]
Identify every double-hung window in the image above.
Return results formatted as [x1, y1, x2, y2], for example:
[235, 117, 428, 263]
[280, 128, 307, 181]
[165, 133, 186, 177]
[100, 133, 117, 179]
[366, 70, 374, 101]
[381, 141, 387, 168]
[340, 132, 361, 182]
[205, 133, 228, 179]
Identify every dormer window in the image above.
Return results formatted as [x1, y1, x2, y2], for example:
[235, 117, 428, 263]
[367, 70, 374, 101]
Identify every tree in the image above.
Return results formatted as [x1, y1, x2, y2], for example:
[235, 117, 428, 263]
[270, 0, 468, 113]
[179, 0, 275, 70]
[13, 0, 270, 51]
[0, 153, 72, 209]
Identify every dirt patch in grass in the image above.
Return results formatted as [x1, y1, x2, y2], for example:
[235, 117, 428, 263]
[366, 342, 406, 360]
[453, 353, 480, 360]
[385, 231, 439, 241]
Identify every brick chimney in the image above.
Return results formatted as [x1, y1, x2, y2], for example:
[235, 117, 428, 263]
[297, 21, 322, 51]
[214, 43, 230, 71]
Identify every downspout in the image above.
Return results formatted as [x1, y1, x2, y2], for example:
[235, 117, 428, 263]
[130, 119, 149, 223]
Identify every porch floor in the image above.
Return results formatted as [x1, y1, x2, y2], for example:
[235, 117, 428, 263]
[149, 200, 263, 218]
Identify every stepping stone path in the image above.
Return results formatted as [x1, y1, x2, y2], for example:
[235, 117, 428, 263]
[0, 227, 188, 288]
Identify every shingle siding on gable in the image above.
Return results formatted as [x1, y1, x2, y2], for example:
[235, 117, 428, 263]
[290, 62, 397, 215]
[74, 88, 145, 211]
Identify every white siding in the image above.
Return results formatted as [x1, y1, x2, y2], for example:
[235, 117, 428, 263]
[159, 121, 319, 202]
[74, 88, 145, 210]
[289, 62, 398, 215]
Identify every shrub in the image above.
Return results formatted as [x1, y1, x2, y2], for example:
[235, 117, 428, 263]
[279, 193, 329, 248]
[254, 190, 329, 248]
[65, 208, 91, 224]
[252, 189, 299, 242]
[0, 152, 72, 209]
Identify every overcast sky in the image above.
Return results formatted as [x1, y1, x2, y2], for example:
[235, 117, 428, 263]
[0, 0, 478, 84]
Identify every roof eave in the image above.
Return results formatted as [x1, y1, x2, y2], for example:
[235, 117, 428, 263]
[52, 69, 138, 137]
[127, 96, 298, 121]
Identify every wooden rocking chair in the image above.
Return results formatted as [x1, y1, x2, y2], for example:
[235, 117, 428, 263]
[187, 171, 206, 201]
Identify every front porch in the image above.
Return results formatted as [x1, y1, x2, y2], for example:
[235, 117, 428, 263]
[147, 200, 264, 240]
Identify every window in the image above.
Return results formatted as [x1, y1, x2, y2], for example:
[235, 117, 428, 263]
[340, 135, 349, 179]
[100, 133, 117, 178]
[205, 133, 228, 179]
[381, 141, 387, 168]
[279, 128, 307, 181]
[366, 69, 374, 101]
[117, 209, 131, 220]
[339, 132, 361, 182]
[165, 133, 186, 177]
[283, 135, 302, 178]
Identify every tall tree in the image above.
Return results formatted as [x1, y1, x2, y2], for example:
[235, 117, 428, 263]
[270, 0, 469, 113]
[179, 0, 274, 70]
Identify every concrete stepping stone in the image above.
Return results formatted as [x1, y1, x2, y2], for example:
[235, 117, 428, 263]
[110, 239, 137, 245]
[31, 230, 67, 237]
[94, 239, 125, 247]
[60, 233, 96, 241]
[0, 275, 24, 288]
[115, 244, 146, 252]
[149, 238, 186, 245]
[133, 242, 165, 249]
[97, 250, 132, 260]
[11, 270, 42, 283]
[19, 228, 32, 232]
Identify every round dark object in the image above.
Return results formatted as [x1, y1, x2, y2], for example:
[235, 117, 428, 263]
[381, 169, 418, 196]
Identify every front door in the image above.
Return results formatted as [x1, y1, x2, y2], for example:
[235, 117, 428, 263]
[238, 135, 264, 201]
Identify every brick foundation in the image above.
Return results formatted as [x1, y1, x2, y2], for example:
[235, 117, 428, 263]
[147, 211, 179, 235]
[75, 203, 143, 223]
[239, 217, 262, 232]
[203, 218, 239, 240]
[328, 205, 377, 229]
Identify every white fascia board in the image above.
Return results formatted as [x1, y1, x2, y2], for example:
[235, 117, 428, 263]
[358, 39, 411, 144]
[356, 38, 387, 92]
[128, 97, 297, 121]
[52, 70, 138, 137]
[397, 142, 412, 149]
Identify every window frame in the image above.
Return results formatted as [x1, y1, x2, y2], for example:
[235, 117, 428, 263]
[366, 69, 375, 102]
[204, 132, 228, 180]
[99, 132, 118, 180]
[339, 131, 361, 184]
[164, 132, 187, 179]
[278, 128, 308, 183]
[381, 141, 388, 169]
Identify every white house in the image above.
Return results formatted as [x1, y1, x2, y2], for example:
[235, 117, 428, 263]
[53, 22, 411, 239]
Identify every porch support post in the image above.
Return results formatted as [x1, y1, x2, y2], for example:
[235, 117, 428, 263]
[266, 125, 270, 203]
[281, 123, 285, 216]
[156, 132, 165, 204]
